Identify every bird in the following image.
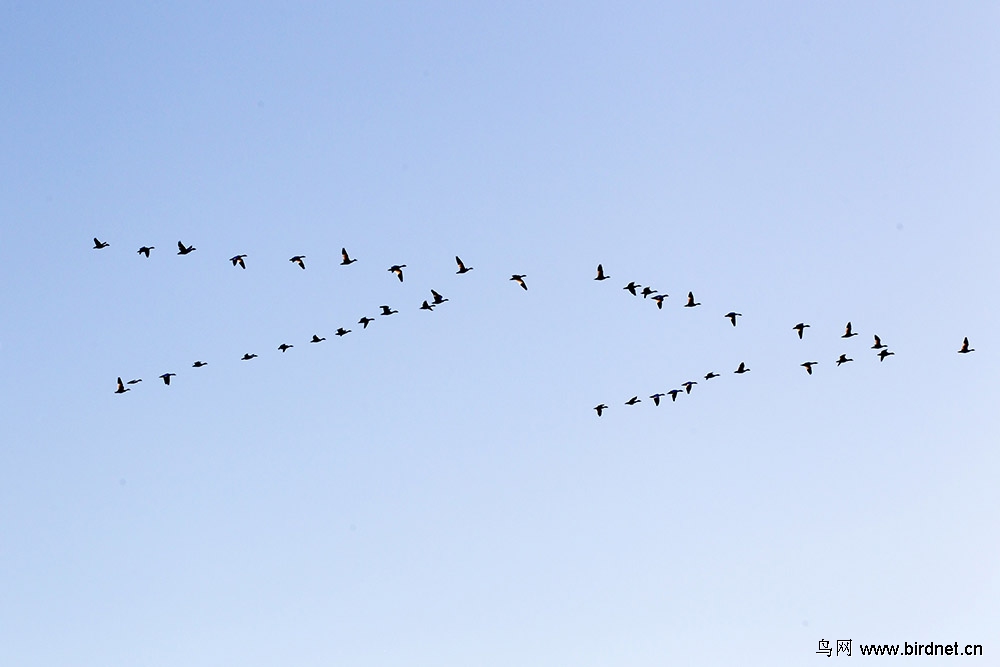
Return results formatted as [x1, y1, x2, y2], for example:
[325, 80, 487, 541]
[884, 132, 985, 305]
[792, 323, 810, 339]
[159, 372, 176, 385]
[625, 396, 641, 406]
[137, 246, 154, 257]
[641, 286, 656, 298]
[878, 349, 895, 362]
[734, 361, 749, 374]
[230, 254, 247, 269]
[115, 377, 130, 393]
[510, 274, 528, 290]
[289, 255, 306, 269]
[801, 361, 818, 375]
[359, 316, 374, 329]
[278, 343, 293, 352]
[836, 354, 853, 366]
[725, 311, 742, 327]
[704, 372, 720, 380]
[958, 337, 974, 354]
[842, 322, 858, 338]
[650, 393, 665, 406]
[430, 289, 448, 305]
[340, 248, 357, 265]
[682, 381, 698, 394]
[623, 281, 640, 296]
[595, 264, 610, 281]
[871, 334, 886, 350]
[652, 294, 667, 309]
[335, 327, 351, 337]
[93, 237, 110, 249]
[455, 256, 473, 274]
[388, 264, 406, 282]
[667, 389, 683, 402]
[685, 291, 701, 307]
[380, 305, 398, 316]
[420, 300, 435, 311]
[192, 361, 208, 367]
[241, 353, 258, 361]
[594, 404, 608, 416]
[126, 378, 142, 385]
[177, 241, 196, 255]
[310, 334, 326, 343]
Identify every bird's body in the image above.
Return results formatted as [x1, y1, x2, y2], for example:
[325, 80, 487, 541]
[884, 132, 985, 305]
[159, 373, 176, 385]
[836, 354, 853, 366]
[241, 353, 258, 361]
[455, 256, 473, 274]
[958, 337, 974, 354]
[359, 317, 374, 329]
[793, 323, 810, 339]
[335, 327, 351, 337]
[93, 237, 110, 249]
[685, 292, 701, 307]
[420, 300, 435, 311]
[278, 343, 293, 352]
[842, 322, 858, 338]
[725, 311, 742, 327]
[704, 372, 720, 380]
[115, 377, 129, 393]
[667, 389, 683, 401]
[641, 286, 656, 298]
[380, 305, 397, 316]
[801, 361, 818, 375]
[594, 403, 608, 416]
[650, 393, 665, 406]
[652, 294, 667, 309]
[625, 396, 641, 406]
[682, 381, 697, 394]
[878, 349, 894, 362]
[126, 378, 142, 385]
[871, 335, 885, 350]
[310, 335, 326, 343]
[624, 281, 640, 296]
[341, 248, 357, 265]
[388, 264, 406, 282]
[595, 264, 610, 281]
[137, 246, 154, 257]
[230, 254, 247, 269]
[192, 361, 207, 367]
[177, 241, 195, 255]
[289, 255, 306, 269]
[734, 362, 749, 374]
[430, 289, 448, 305]
[510, 274, 528, 290]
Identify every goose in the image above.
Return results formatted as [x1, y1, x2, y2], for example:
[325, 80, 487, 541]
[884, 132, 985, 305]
[137, 246, 154, 257]
[159, 372, 176, 385]
[878, 349, 894, 362]
[623, 281, 640, 296]
[667, 389, 683, 401]
[230, 254, 247, 269]
[734, 362, 749, 374]
[310, 334, 326, 343]
[595, 264, 610, 281]
[871, 334, 886, 350]
[958, 337, 974, 354]
[510, 274, 528, 290]
[594, 404, 608, 416]
[682, 381, 697, 394]
[289, 255, 306, 269]
[652, 294, 667, 309]
[278, 343, 293, 352]
[641, 286, 656, 298]
[455, 256, 473, 274]
[380, 305, 398, 316]
[93, 237, 110, 249]
[241, 353, 258, 361]
[192, 361, 208, 367]
[650, 393, 665, 406]
[836, 354, 853, 366]
[115, 377, 130, 393]
[420, 300, 435, 311]
[341, 248, 357, 265]
[842, 322, 858, 338]
[388, 264, 406, 282]
[792, 322, 809, 339]
[725, 311, 742, 327]
[685, 292, 701, 307]
[177, 241, 196, 255]
[430, 289, 448, 305]
[625, 396, 641, 406]
[335, 327, 351, 337]
[358, 316, 374, 329]
[126, 378, 142, 385]
[801, 361, 818, 375]
[704, 372, 720, 380]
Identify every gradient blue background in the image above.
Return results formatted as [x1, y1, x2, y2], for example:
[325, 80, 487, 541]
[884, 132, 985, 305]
[1, 2, 997, 664]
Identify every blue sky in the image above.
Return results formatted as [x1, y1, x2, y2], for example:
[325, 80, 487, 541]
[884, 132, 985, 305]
[1, 2, 997, 665]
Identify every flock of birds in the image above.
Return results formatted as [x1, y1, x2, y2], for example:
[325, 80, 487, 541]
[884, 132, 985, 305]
[95, 239, 979, 413]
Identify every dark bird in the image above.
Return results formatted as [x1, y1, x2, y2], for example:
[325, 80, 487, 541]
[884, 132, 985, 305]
[625, 396, 641, 406]
[126, 378, 142, 385]
[455, 256, 473, 274]
[336, 327, 351, 337]
[177, 241, 196, 255]
[734, 361, 750, 374]
[836, 354, 853, 366]
[793, 323, 810, 339]
[842, 321, 858, 338]
[871, 334, 886, 350]
[388, 264, 406, 282]
[595, 264, 610, 281]
[310, 335, 326, 343]
[278, 343, 293, 353]
[510, 274, 528, 290]
[801, 361, 818, 375]
[430, 289, 448, 305]
[725, 311, 742, 327]
[115, 377, 130, 394]
[667, 389, 683, 402]
[641, 286, 656, 298]
[137, 246, 154, 257]
[958, 337, 974, 354]
[594, 403, 608, 417]
[420, 300, 435, 311]
[230, 254, 247, 269]
[359, 316, 374, 329]
[289, 255, 306, 269]
[380, 305, 398, 316]
[192, 361, 208, 367]
[682, 381, 697, 394]
[878, 349, 895, 362]
[340, 248, 357, 265]
[623, 281, 640, 296]
[704, 372, 720, 380]
[159, 372, 176, 385]
[652, 294, 667, 309]
[93, 237, 110, 249]
[650, 393, 665, 406]
[685, 291, 701, 307]
[241, 353, 258, 361]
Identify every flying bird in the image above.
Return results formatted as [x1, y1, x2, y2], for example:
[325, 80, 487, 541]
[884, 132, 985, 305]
[625, 396, 641, 406]
[380, 305, 398, 316]
[430, 289, 448, 305]
[801, 361, 818, 375]
[652, 294, 667, 309]
[230, 254, 247, 269]
[623, 281, 640, 296]
[842, 322, 858, 338]
[793, 323, 810, 339]
[878, 349, 895, 362]
[289, 255, 306, 269]
[126, 378, 142, 385]
[667, 389, 683, 402]
[685, 292, 701, 307]
[958, 337, 974, 354]
[137, 246, 154, 257]
[159, 373, 176, 385]
[241, 353, 258, 361]
[725, 312, 742, 327]
[420, 300, 435, 311]
[310, 334, 326, 343]
[115, 377, 129, 394]
[682, 381, 697, 394]
[192, 361, 208, 367]
[177, 241, 196, 255]
[871, 334, 886, 349]
[93, 237, 110, 249]
[594, 404, 608, 417]
[359, 316, 374, 329]
[734, 362, 750, 374]
[836, 354, 853, 366]
[335, 327, 351, 337]
[704, 372, 720, 380]
[388, 264, 406, 282]
[455, 256, 473, 274]
[340, 248, 357, 265]
[595, 264, 610, 281]
[510, 274, 528, 290]
[278, 343, 293, 352]
[650, 393, 665, 406]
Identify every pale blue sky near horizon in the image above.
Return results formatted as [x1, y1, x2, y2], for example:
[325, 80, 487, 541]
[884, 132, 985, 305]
[1, 2, 998, 665]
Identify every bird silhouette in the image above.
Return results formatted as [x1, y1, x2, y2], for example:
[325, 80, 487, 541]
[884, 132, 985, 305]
[230, 254, 247, 269]
[652, 294, 667, 309]
[192, 361, 208, 367]
[380, 305, 398, 316]
[594, 404, 608, 416]
[93, 237, 110, 249]
[625, 396, 641, 406]
[241, 353, 258, 361]
[958, 337, 974, 353]
[126, 378, 142, 385]
[510, 274, 528, 290]
[289, 255, 306, 269]
[842, 322, 858, 338]
[137, 246, 154, 257]
[667, 389, 683, 401]
[388, 264, 406, 282]
[359, 316, 374, 329]
[430, 289, 448, 305]
[159, 372, 176, 385]
[335, 327, 351, 337]
[595, 264, 610, 281]
[685, 292, 701, 307]
[278, 343, 293, 352]
[177, 241, 196, 255]
[623, 281, 640, 296]
[310, 334, 326, 343]
[704, 372, 720, 380]
[682, 381, 697, 394]
[641, 286, 656, 298]
[455, 256, 473, 274]
[725, 312, 742, 327]
[878, 349, 894, 362]
[420, 300, 435, 311]
[836, 354, 853, 366]
[871, 334, 886, 349]
[115, 377, 129, 393]
[734, 362, 749, 374]
[341, 248, 357, 265]
[801, 361, 818, 375]
[793, 323, 810, 339]
[650, 393, 665, 406]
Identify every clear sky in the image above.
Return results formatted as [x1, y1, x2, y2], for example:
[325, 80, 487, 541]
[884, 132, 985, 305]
[1, 2, 997, 665]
